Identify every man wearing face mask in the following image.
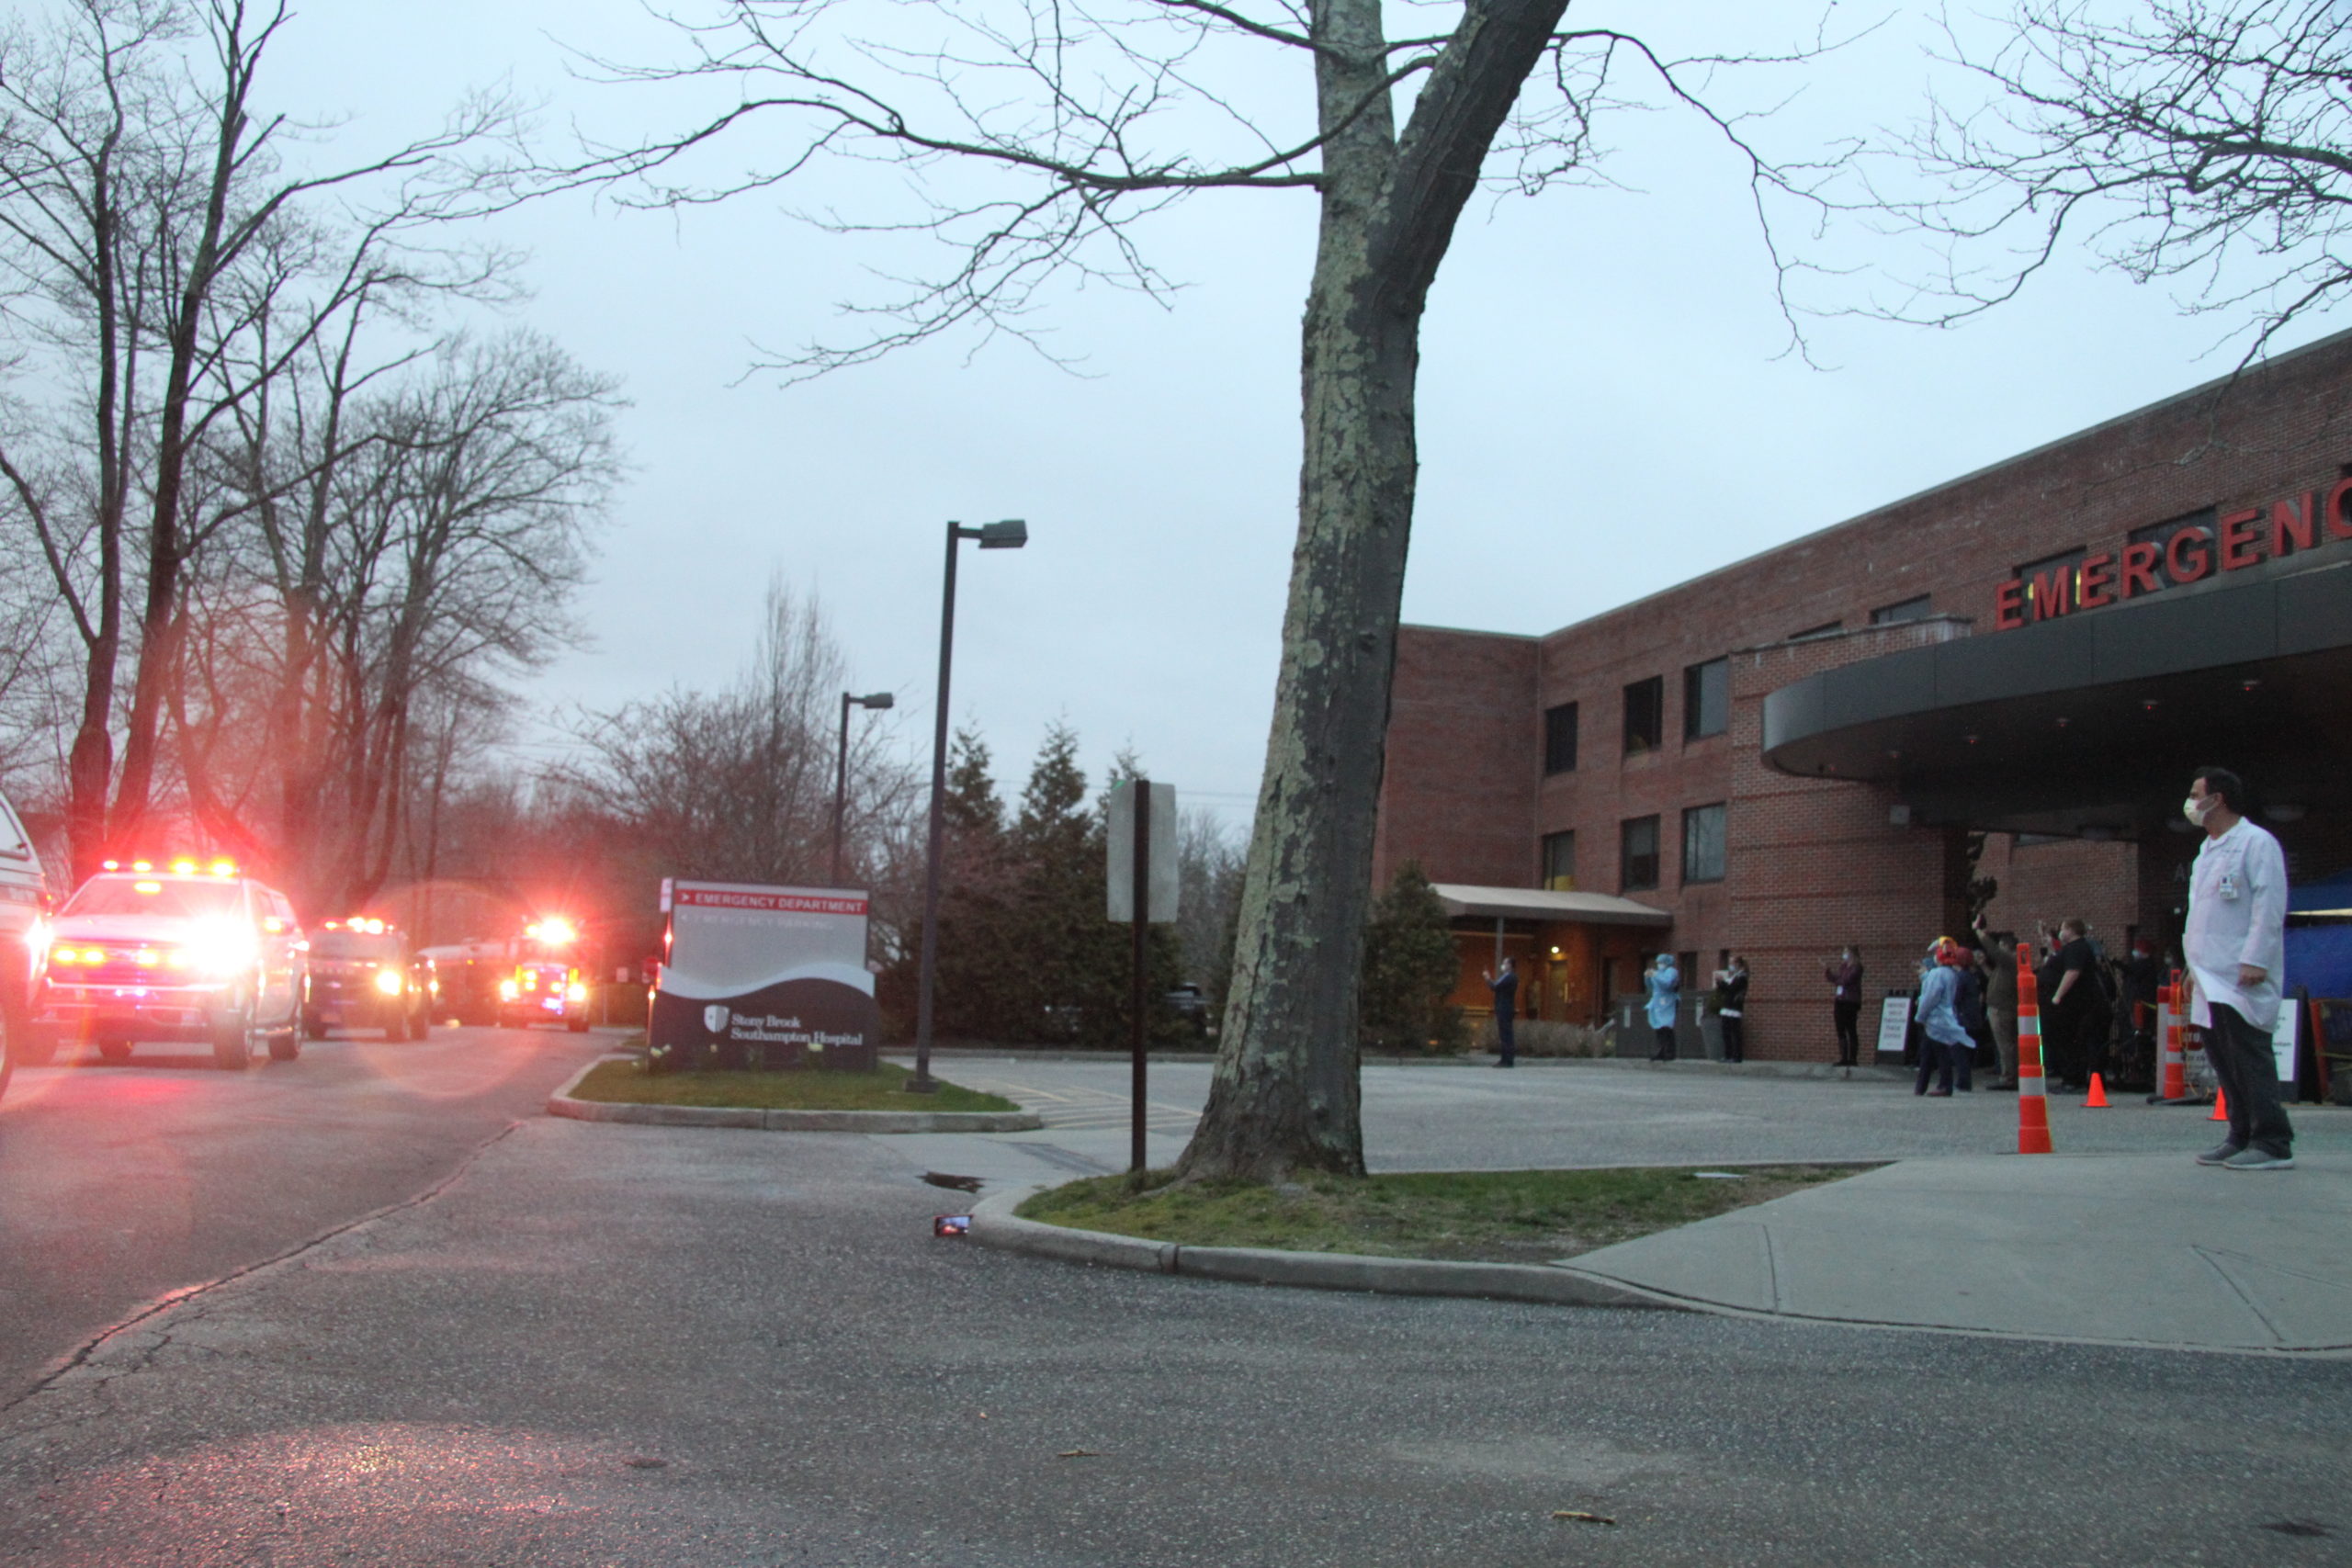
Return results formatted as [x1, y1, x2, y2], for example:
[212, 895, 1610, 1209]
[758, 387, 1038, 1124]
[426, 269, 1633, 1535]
[2182, 766, 2294, 1171]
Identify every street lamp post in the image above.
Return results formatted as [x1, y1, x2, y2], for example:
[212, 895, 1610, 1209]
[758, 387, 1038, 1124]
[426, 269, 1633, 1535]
[910, 518, 1027, 1093]
[831, 690, 895, 887]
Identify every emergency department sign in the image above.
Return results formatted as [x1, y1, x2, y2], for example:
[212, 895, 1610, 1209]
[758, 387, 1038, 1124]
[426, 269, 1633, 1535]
[649, 880, 878, 1072]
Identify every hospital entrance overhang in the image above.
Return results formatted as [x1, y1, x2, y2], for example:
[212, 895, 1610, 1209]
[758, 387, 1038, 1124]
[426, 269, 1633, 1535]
[1759, 562, 2352, 838]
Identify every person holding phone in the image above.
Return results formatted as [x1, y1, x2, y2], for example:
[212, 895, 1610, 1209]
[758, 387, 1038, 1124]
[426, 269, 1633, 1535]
[1645, 953, 1681, 1061]
[1826, 947, 1864, 1066]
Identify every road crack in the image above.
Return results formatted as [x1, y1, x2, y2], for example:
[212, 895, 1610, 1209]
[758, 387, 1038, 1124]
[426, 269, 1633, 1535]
[0, 1121, 523, 1420]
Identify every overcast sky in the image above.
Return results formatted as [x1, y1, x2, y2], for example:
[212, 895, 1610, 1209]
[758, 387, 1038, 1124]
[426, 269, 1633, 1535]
[269, 0, 2343, 832]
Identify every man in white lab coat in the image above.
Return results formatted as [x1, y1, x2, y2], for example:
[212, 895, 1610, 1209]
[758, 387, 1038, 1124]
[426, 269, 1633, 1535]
[2182, 766, 2295, 1171]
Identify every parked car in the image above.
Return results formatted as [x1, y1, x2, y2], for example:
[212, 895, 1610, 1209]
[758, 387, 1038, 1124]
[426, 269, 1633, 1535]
[0, 791, 52, 1103]
[29, 860, 306, 1070]
[303, 918, 434, 1041]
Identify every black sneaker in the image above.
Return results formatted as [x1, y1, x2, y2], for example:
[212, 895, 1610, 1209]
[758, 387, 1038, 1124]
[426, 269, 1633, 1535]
[2194, 1142, 2244, 1167]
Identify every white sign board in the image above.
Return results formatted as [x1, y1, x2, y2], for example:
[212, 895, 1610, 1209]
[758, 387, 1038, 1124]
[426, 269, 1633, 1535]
[1105, 780, 1179, 923]
[2273, 1003, 2300, 1084]
[650, 880, 877, 1070]
[1874, 996, 1913, 1059]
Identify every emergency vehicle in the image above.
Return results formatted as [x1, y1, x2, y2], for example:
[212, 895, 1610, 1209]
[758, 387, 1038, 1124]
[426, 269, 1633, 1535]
[303, 917, 435, 1041]
[498, 918, 592, 1032]
[0, 788, 52, 1102]
[29, 859, 306, 1070]
[419, 917, 592, 1032]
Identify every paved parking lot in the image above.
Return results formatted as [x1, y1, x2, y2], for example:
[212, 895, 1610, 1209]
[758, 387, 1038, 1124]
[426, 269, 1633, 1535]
[888, 1054, 2333, 1181]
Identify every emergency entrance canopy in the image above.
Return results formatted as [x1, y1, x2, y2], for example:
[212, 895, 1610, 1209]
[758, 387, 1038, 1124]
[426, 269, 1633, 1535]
[650, 880, 878, 1071]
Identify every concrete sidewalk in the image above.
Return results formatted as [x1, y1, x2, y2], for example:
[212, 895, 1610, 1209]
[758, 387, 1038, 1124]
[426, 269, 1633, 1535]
[1556, 1150, 2352, 1353]
[879, 1064, 2352, 1354]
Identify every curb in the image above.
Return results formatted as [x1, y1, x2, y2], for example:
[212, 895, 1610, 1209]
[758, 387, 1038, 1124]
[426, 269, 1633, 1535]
[965, 1186, 1690, 1313]
[545, 1056, 1045, 1134]
[884, 1048, 1911, 1080]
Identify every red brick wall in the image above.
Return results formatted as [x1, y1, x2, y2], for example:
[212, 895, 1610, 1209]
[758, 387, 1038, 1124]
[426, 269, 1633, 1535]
[1375, 329, 2352, 1060]
[1373, 626, 1538, 888]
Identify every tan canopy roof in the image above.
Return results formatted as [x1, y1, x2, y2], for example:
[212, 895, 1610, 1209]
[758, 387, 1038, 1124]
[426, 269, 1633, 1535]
[1429, 884, 1672, 927]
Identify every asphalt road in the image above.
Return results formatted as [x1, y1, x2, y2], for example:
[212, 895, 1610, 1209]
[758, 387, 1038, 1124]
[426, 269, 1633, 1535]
[2, 1119, 2346, 1566]
[0, 1024, 612, 1398]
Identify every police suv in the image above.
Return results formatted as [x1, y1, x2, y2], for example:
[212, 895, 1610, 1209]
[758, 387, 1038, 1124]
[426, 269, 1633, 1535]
[30, 861, 307, 1070]
[0, 790, 53, 1102]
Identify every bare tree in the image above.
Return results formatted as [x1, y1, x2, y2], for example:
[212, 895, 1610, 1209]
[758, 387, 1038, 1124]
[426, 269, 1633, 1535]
[1878, 1, 2352, 356]
[571, 2, 1838, 1179]
[556, 581, 921, 897]
[176, 328, 621, 911]
[0, 0, 523, 876]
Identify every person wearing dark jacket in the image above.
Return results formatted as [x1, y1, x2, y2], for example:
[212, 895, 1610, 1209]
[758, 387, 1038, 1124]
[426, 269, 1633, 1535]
[1826, 948, 1864, 1066]
[2038, 919, 2100, 1090]
[1713, 957, 1750, 1063]
[1483, 958, 1519, 1067]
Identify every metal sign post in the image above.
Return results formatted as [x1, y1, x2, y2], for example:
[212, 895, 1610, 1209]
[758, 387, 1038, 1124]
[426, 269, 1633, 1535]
[1129, 783, 1149, 1174]
[1107, 779, 1178, 1174]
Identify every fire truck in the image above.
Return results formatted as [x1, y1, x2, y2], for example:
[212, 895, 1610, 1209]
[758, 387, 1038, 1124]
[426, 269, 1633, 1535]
[421, 917, 591, 1032]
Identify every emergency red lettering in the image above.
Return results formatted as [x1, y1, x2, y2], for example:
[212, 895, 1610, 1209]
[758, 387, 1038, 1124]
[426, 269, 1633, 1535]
[2076, 552, 2115, 608]
[2270, 492, 2314, 556]
[2167, 526, 2211, 582]
[2119, 541, 2162, 597]
[2030, 568, 2073, 620]
[2218, 508, 2262, 570]
[1994, 578, 2025, 630]
[2329, 477, 2352, 540]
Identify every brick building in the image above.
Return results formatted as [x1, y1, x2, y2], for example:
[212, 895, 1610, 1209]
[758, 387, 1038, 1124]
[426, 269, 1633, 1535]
[1375, 328, 2352, 1061]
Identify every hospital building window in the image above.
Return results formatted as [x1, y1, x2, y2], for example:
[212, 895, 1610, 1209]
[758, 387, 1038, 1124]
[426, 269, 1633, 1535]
[1623, 677, 1664, 757]
[1542, 831, 1577, 891]
[1682, 658, 1728, 740]
[1543, 702, 1578, 774]
[1620, 816, 1660, 892]
[1681, 803, 1727, 885]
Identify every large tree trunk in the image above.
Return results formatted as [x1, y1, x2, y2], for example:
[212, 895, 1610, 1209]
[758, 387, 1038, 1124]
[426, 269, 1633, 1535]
[1178, 0, 1569, 1182]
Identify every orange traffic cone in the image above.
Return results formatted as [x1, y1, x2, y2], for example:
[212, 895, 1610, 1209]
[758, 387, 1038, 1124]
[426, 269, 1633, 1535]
[2084, 1073, 2109, 1108]
[2209, 1089, 2229, 1122]
[2015, 948, 2053, 1155]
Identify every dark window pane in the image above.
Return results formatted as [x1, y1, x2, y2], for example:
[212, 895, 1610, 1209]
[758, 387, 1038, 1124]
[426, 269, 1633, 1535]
[2126, 508, 2218, 590]
[1620, 815, 1660, 892]
[1681, 803, 1726, 884]
[2014, 546, 2087, 620]
[1542, 830, 1576, 891]
[1543, 702, 1578, 774]
[1682, 659, 1728, 740]
[1870, 594, 1933, 625]
[1789, 620, 1842, 641]
[1623, 677, 1664, 756]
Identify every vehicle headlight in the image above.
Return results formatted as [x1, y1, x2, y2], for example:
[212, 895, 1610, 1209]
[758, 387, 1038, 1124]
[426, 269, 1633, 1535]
[565, 982, 587, 1002]
[373, 967, 405, 997]
[498, 979, 519, 1001]
[186, 927, 260, 977]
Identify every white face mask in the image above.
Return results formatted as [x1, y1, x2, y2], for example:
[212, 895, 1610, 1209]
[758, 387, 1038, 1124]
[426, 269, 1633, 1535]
[2184, 795, 2213, 825]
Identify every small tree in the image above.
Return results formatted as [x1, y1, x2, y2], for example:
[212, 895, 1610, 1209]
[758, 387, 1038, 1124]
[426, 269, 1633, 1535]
[1358, 863, 1464, 1054]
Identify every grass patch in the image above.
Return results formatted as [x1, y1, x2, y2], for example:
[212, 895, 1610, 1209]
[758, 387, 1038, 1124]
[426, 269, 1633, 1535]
[569, 1058, 1018, 1113]
[1017, 1164, 1868, 1264]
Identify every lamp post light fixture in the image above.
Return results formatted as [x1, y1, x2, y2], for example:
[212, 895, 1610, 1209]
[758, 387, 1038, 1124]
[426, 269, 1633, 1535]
[831, 690, 895, 888]
[910, 518, 1027, 1093]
